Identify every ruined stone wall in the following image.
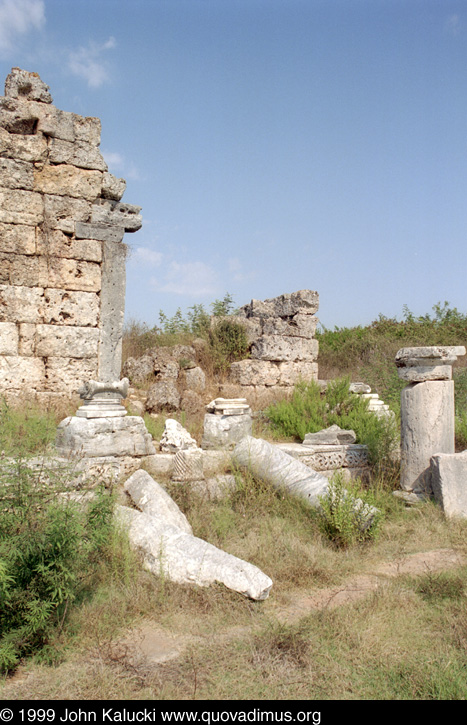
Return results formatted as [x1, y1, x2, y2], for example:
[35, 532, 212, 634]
[0, 68, 141, 407]
[227, 290, 319, 398]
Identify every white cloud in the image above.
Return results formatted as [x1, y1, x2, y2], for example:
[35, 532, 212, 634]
[101, 150, 142, 181]
[227, 256, 258, 283]
[101, 150, 124, 169]
[154, 260, 221, 297]
[131, 246, 163, 267]
[68, 36, 116, 88]
[445, 14, 462, 36]
[0, 0, 45, 55]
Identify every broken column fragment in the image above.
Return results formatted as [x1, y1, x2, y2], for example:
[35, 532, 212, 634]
[395, 346, 466, 495]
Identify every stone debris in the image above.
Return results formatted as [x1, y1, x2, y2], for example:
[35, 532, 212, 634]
[303, 424, 357, 446]
[430, 450, 467, 519]
[117, 469, 273, 600]
[160, 419, 198, 453]
[201, 399, 252, 450]
[0, 68, 142, 404]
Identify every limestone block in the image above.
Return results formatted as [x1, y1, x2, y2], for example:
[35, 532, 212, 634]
[37, 229, 102, 262]
[8, 254, 48, 287]
[143, 454, 175, 477]
[184, 366, 206, 392]
[18, 323, 35, 355]
[400, 380, 455, 494]
[43, 194, 92, 234]
[229, 359, 280, 386]
[124, 469, 192, 534]
[35, 325, 100, 358]
[116, 505, 272, 600]
[431, 451, 467, 519]
[303, 425, 357, 446]
[277, 361, 319, 385]
[0, 321, 18, 354]
[0, 127, 48, 162]
[0, 355, 45, 390]
[41, 289, 99, 327]
[201, 412, 252, 450]
[56, 415, 156, 458]
[44, 357, 98, 392]
[262, 314, 318, 339]
[397, 365, 453, 382]
[396, 346, 466, 367]
[28, 102, 76, 142]
[0, 223, 35, 255]
[0, 157, 34, 189]
[0, 97, 39, 134]
[5, 68, 52, 103]
[0, 284, 44, 323]
[0, 188, 43, 225]
[34, 164, 102, 201]
[160, 419, 198, 453]
[241, 290, 319, 318]
[101, 172, 126, 200]
[251, 336, 319, 362]
[47, 257, 101, 292]
[75, 222, 125, 243]
[91, 198, 142, 232]
[279, 442, 368, 471]
[172, 449, 205, 482]
[73, 116, 102, 146]
[146, 381, 180, 413]
[47, 137, 107, 171]
[123, 355, 155, 384]
[0, 254, 9, 282]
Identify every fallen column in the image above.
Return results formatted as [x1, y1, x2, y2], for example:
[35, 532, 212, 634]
[118, 470, 272, 601]
[232, 436, 378, 530]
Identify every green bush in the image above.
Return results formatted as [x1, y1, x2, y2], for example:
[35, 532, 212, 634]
[208, 318, 250, 374]
[0, 457, 116, 673]
[317, 473, 382, 548]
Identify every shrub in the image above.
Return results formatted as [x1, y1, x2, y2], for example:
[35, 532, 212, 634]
[0, 456, 116, 673]
[317, 473, 382, 548]
[208, 318, 250, 374]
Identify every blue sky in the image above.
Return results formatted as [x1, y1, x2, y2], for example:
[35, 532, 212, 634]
[1, 0, 466, 330]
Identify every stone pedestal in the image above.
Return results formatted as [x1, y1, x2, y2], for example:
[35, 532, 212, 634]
[201, 398, 252, 450]
[56, 415, 156, 459]
[396, 346, 465, 495]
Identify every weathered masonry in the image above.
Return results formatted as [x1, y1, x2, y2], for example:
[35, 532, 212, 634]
[0, 68, 141, 407]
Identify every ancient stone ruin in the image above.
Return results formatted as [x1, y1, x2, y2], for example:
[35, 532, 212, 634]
[228, 289, 319, 400]
[0, 67, 141, 407]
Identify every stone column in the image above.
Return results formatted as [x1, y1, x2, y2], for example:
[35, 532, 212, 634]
[395, 346, 466, 494]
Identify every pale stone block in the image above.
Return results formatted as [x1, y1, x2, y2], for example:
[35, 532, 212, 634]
[43, 194, 92, 234]
[0, 223, 36, 254]
[56, 415, 156, 458]
[277, 361, 319, 385]
[251, 335, 319, 362]
[0, 127, 48, 162]
[397, 365, 453, 382]
[184, 366, 206, 392]
[172, 448, 205, 481]
[47, 257, 101, 292]
[201, 412, 252, 450]
[91, 198, 142, 232]
[28, 101, 75, 142]
[0, 321, 18, 354]
[0, 284, 44, 323]
[431, 451, 467, 519]
[8, 254, 48, 287]
[47, 138, 107, 171]
[241, 290, 319, 318]
[101, 172, 126, 200]
[73, 115, 101, 146]
[160, 419, 198, 453]
[0, 157, 34, 189]
[41, 289, 99, 326]
[229, 359, 280, 386]
[400, 380, 455, 494]
[18, 323, 36, 355]
[0, 355, 45, 390]
[75, 222, 125, 243]
[262, 314, 318, 339]
[4, 68, 52, 103]
[0, 97, 39, 134]
[36, 229, 102, 262]
[0, 188, 43, 225]
[0, 254, 9, 282]
[34, 164, 102, 201]
[44, 357, 98, 392]
[35, 325, 100, 358]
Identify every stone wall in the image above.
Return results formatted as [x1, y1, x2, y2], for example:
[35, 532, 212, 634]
[0, 68, 141, 407]
[227, 290, 319, 398]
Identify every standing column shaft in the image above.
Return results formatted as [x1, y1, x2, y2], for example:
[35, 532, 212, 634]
[98, 238, 127, 383]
